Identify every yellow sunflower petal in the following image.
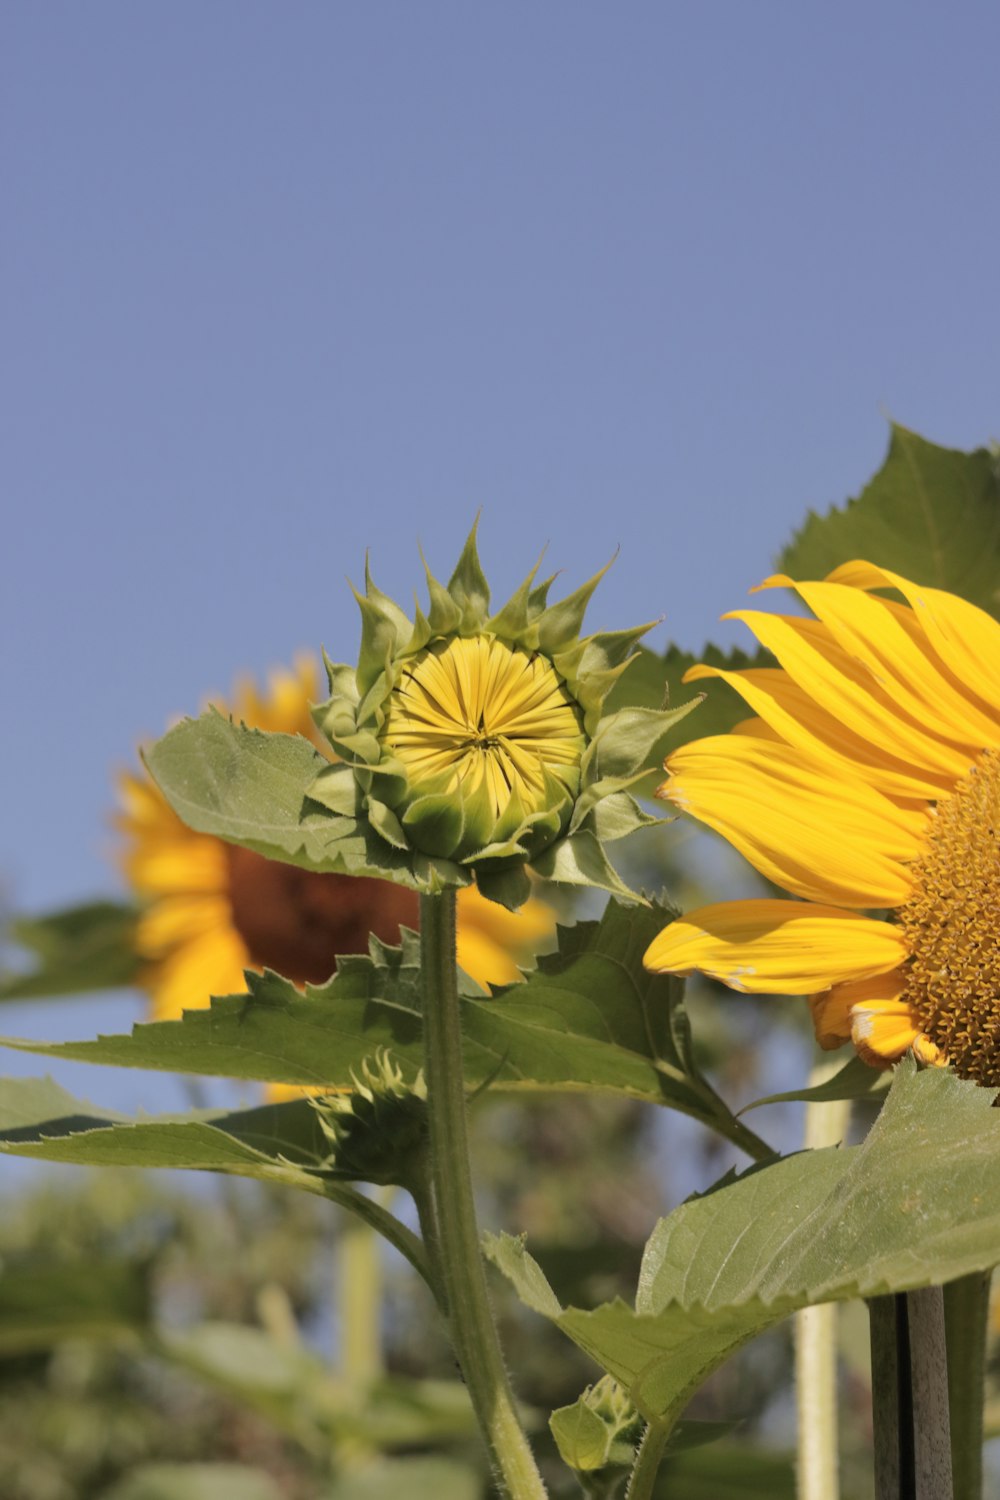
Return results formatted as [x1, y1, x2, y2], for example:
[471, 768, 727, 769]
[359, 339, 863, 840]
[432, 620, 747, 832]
[826, 561, 1000, 716]
[757, 576, 1000, 752]
[684, 664, 949, 801]
[135, 894, 234, 959]
[116, 769, 175, 825]
[122, 837, 230, 898]
[145, 922, 250, 1022]
[662, 736, 925, 908]
[723, 609, 976, 780]
[455, 886, 555, 987]
[227, 655, 323, 739]
[809, 971, 906, 1051]
[643, 900, 908, 995]
[849, 997, 941, 1069]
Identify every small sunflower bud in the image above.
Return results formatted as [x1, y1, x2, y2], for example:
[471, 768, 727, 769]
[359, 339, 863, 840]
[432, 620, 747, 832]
[308, 525, 700, 907]
[549, 1375, 641, 1472]
[313, 1050, 426, 1187]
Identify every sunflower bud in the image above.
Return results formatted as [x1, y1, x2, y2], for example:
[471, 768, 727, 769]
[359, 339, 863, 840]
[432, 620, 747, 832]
[549, 1375, 641, 1472]
[307, 526, 699, 908]
[313, 1050, 427, 1187]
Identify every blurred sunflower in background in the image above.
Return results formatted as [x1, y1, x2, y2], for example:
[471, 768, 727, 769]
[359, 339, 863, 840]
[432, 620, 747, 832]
[645, 562, 1000, 1086]
[116, 656, 557, 1029]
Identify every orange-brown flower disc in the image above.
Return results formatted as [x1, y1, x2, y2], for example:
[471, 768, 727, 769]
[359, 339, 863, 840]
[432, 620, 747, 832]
[900, 748, 1000, 1086]
[225, 846, 419, 986]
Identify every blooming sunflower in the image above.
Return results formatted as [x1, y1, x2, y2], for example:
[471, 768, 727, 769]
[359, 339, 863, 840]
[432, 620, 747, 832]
[643, 562, 1000, 1086]
[116, 657, 556, 1027]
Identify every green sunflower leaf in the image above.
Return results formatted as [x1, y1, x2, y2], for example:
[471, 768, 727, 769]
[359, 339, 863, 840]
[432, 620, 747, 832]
[0, 1076, 431, 1276]
[144, 711, 464, 891]
[0, 1076, 330, 1176]
[487, 1062, 1000, 1422]
[777, 424, 1000, 615]
[0, 900, 142, 1000]
[741, 1052, 890, 1111]
[0, 904, 769, 1153]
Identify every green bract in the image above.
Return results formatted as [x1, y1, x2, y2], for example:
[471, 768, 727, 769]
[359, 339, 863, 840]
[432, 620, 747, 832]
[307, 526, 701, 908]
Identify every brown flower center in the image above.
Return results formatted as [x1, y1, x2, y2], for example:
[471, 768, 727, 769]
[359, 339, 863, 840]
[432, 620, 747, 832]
[225, 846, 419, 986]
[900, 748, 1000, 1086]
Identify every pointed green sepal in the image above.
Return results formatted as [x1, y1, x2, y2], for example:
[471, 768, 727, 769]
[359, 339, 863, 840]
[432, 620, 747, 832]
[446, 517, 491, 628]
[401, 792, 466, 859]
[537, 556, 616, 655]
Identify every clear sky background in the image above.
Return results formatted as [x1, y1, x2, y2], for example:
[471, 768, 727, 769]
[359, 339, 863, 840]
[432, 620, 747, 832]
[2, 3, 999, 1116]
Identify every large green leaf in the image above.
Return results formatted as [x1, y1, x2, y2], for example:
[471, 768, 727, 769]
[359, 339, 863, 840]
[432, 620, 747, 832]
[0, 906, 771, 1155]
[0, 1078, 431, 1280]
[0, 1076, 328, 1178]
[778, 424, 1000, 613]
[0, 900, 141, 1001]
[144, 712, 431, 889]
[742, 1052, 890, 1111]
[487, 1063, 1000, 1421]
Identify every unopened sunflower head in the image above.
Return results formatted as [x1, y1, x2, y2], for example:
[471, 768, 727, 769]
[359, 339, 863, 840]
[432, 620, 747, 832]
[309, 526, 699, 908]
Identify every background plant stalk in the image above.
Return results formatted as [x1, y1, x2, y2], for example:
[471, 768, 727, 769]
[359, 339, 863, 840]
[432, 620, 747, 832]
[420, 890, 548, 1500]
[795, 1061, 851, 1500]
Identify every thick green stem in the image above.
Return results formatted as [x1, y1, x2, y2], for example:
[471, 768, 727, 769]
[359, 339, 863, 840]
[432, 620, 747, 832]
[625, 1417, 674, 1500]
[944, 1270, 990, 1500]
[420, 890, 547, 1500]
[795, 1060, 851, 1500]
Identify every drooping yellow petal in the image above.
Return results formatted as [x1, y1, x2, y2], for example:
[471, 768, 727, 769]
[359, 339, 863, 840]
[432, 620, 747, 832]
[826, 561, 1000, 716]
[662, 735, 925, 908]
[849, 996, 943, 1069]
[644, 900, 909, 995]
[808, 971, 906, 1051]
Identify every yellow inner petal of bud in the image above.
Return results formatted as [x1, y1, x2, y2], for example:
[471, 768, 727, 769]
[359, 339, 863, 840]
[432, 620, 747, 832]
[900, 747, 1000, 1086]
[382, 635, 585, 819]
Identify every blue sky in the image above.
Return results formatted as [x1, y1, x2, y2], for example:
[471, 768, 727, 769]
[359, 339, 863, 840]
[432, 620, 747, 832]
[2, 3, 999, 1113]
